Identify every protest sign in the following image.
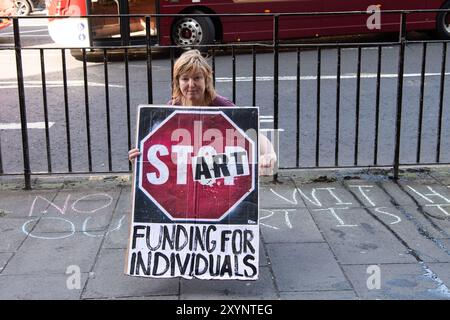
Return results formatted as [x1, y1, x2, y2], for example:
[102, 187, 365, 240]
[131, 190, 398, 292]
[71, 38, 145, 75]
[125, 106, 259, 280]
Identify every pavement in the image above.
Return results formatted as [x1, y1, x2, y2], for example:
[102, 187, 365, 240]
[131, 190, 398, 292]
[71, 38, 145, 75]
[1, 167, 450, 300]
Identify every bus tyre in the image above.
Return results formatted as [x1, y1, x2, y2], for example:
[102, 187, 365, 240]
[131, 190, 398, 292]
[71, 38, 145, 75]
[436, 1, 450, 39]
[172, 10, 215, 49]
[15, 0, 31, 16]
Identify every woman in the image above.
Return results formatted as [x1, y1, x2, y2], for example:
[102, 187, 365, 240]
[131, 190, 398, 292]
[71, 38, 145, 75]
[128, 49, 277, 175]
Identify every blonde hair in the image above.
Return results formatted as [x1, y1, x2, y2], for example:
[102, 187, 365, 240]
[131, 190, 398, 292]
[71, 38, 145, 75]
[172, 50, 216, 106]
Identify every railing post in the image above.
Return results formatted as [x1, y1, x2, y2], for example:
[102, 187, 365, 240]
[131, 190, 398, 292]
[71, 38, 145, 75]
[393, 12, 407, 180]
[272, 14, 280, 183]
[13, 18, 31, 190]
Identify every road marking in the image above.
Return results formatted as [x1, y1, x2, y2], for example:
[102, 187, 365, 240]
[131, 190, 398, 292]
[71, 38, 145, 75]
[0, 122, 55, 130]
[0, 80, 123, 89]
[0, 28, 49, 36]
[216, 72, 450, 82]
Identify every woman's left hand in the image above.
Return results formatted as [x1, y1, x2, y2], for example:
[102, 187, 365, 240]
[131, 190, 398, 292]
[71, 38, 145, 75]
[259, 152, 277, 176]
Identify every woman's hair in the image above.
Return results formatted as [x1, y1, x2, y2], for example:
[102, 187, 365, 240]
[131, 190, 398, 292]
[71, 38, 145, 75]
[172, 50, 216, 106]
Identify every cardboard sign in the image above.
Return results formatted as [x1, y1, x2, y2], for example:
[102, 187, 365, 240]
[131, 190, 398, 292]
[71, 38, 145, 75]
[125, 106, 259, 280]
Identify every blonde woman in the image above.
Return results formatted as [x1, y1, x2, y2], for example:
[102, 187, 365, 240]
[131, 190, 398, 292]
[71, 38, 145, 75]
[128, 49, 277, 175]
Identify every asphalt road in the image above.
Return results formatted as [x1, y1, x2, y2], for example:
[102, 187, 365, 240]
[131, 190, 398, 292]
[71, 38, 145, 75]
[1, 15, 449, 175]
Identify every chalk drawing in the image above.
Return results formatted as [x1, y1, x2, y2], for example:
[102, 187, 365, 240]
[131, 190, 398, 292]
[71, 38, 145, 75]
[349, 185, 376, 207]
[374, 207, 402, 225]
[407, 186, 450, 204]
[424, 204, 450, 216]
[313, 207, 358, 227]
[71, 193, 113, 213]
[22, 217, 75, 240]
[260, 209, 296, 230]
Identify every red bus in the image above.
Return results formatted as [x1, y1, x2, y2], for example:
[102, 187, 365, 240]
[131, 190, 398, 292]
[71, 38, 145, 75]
[47, 0, 450, 47]
[0, 0, 14, 30]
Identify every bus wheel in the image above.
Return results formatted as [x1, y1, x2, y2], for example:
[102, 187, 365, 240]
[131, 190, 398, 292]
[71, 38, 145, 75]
[437, 1, 450, 39]
[172, 10, 215, 49]
[15, 0, 31, 16]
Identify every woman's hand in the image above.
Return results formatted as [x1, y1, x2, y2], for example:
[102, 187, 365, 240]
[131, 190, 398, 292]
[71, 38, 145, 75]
[259, 152, 277, 176]
[128, 148, 141, 162]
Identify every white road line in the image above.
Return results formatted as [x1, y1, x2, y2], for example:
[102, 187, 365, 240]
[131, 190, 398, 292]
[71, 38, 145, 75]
[0, 122, 55, 130]
[0, 35, 49, 38]
[260, 119, 274, 123]
[215, 72, 450, 83]
[0, 80, 123, 89]
[0, 28, 48, 35]
[260, 115, 273, 118]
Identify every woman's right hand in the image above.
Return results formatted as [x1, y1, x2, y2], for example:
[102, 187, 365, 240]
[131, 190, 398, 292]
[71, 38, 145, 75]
[128, 148, 141, 162]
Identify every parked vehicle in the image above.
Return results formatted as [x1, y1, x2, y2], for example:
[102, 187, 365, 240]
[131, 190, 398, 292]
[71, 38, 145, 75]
[47, 0, 450, 48]
[14, 0, 45, 16]
[0, 0, 14, 29]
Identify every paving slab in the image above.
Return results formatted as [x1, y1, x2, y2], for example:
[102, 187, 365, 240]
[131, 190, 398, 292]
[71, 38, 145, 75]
[376, 181, 421, 207]
[1, 232, 103, 275]
[0, 273, 88, 300]
[0, 190, 60, 218]
[342, 179, 400, 208]
[260, 207, 324, 243]
[0, 253, 13, 273]
[309, 207, 417, 264]
[342, 263, 450, 300]
[347, 205, 450, 263]
[266, 243, 351, 292]
[279, 290, 357, 300]
[425, 262, 450, 293]
[396, 182, 450, 207]
[0, 217, 38, 252]
[179, 266, 277, 300]
[82, 248, 179, 299]
[103, 188, 132, 249]
[429, 171, 450, 185]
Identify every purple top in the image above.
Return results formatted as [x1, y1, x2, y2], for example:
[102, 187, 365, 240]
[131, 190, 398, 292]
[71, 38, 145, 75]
[167, 95, 235, 107]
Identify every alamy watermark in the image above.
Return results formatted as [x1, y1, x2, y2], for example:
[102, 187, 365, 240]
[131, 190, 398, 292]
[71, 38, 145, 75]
[366, 265, 381, 290]
[66, 265, 81, 290]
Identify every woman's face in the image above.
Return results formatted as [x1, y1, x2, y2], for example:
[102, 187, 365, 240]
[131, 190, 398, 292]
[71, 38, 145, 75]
[179, 69, 206, 105]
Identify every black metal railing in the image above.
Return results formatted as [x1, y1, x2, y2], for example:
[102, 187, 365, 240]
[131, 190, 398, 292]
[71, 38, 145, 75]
[1, 10, 449, 189]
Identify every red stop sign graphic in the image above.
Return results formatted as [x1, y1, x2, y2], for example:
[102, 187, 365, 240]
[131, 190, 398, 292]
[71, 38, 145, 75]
[138, 110, 255, 221]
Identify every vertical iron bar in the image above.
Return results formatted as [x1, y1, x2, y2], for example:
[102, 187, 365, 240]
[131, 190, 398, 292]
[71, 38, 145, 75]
[82, 49, 92, 172]
[252, 45, 256, 107]
[103, 49, 112, 172]
[13, 18, 31, 189]
[145, 16, 153, 104]
[417, 42, 427, 163]
[273, 15, 279, 180]
[315, 47, 321, 167]
[374, 45, 382, 166]
[40, 49, 52, 172]
[436, 42, 447, 163]
[170, 47, 174, 90]
[61, 49, 72, 172]
[125, 48, 132, 171]
[335, 47, 341, 167]
[212, 47, 216, 87]
[296, 47, 301, 167]
[232, 45, 236, 104]
[354, 45, 362, 166]
[393, 13, 407, 180]
[0, 136, 3, 174]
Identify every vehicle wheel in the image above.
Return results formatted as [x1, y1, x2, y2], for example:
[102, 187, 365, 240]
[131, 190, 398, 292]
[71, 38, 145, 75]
[436, 1, 450, 39]
[171, 10, 215, 48]
[15, 0, 32, 16]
